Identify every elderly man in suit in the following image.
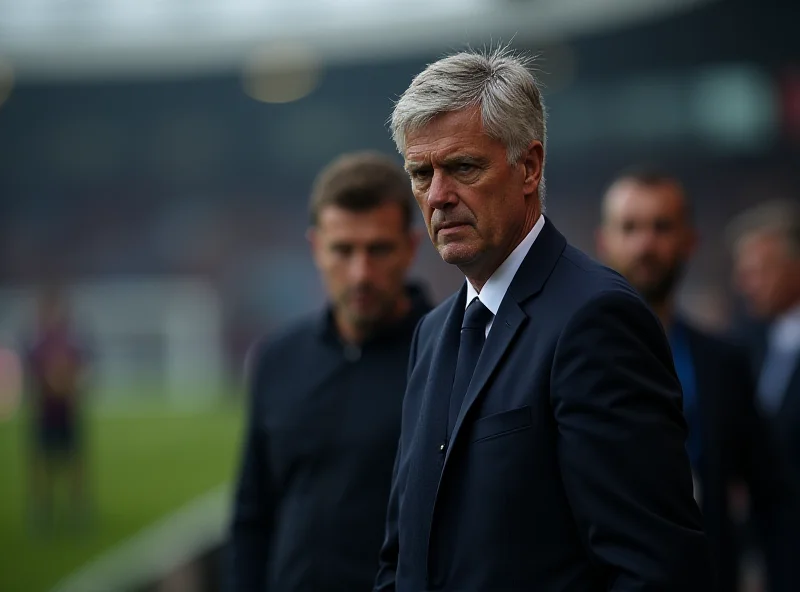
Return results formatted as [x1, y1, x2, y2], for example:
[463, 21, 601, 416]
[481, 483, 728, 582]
[374, 47, 711, 592]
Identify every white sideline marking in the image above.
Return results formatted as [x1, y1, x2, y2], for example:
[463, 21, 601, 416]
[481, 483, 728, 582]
[50, 485, 231, 592]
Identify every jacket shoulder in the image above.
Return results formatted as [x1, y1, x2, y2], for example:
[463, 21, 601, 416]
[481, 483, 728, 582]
[555, 245, 648, 313]
[243, 314, 320, 389]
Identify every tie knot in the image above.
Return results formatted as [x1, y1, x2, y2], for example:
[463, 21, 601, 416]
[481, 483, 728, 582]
[462, 298, 493, 330]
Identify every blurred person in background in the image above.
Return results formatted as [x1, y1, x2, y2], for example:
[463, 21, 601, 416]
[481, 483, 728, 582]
[597, 170, 800, 592]
[730, 199, 800, 497]
[376, 47, 709, 592]
[24, 284, 91, 533]
[226, 151, 431, 592]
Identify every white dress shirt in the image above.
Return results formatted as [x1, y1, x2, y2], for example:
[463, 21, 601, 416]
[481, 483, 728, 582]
[758, 301, 800, 413]
[769, 302, 800, 355]
[465, 214, 545, 337]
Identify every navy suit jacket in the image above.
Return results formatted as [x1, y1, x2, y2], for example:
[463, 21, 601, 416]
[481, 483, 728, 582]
[375, 219, 711, 592]
[680, 323, 800, 592]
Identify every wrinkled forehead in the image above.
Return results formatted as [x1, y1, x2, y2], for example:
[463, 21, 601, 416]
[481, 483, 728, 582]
[403, 110, 503, 166]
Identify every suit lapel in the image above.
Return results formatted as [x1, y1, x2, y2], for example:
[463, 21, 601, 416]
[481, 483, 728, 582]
[443, 303, 526, 464]
[424, 219, 567, 575]
[418, 285, 466, 447]
[442, 218, 567, 464]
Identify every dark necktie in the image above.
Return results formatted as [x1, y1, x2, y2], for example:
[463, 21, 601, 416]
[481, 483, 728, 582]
[447, 297, 494, 436]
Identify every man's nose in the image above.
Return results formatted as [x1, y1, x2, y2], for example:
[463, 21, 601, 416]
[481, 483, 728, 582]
[427, 170, 458, 210]
[349, 251, 373, 282]
[630, 228, 659, 252]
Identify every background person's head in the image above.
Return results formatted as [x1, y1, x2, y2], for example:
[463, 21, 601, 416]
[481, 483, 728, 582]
[596, 168, 696, 313]
[308, 151, 420, 342]
[728, 199, 800, 320]
[390, 46, 546, 289]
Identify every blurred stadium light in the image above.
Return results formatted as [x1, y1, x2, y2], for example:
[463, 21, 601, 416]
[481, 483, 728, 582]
[690, 64, 780, 151]
[241, 41, 323, 104]
[0, 0, 718, 81]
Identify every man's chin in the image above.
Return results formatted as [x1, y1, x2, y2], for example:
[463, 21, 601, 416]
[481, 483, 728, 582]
[437, 242, 478, 267]
[346, 307, 386, 328]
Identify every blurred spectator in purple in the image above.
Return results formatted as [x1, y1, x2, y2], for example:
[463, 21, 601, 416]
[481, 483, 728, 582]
[24, 283, 92, 533]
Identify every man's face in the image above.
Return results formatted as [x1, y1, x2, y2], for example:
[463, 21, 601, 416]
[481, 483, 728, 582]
[734, 231, 800, 319]
[597, 179, 695, 305]
[309, 202, 418, 332]
[403, 107, 543, 282]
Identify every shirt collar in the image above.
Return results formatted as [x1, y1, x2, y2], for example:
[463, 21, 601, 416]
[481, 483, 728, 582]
[466, 214, 545, 313]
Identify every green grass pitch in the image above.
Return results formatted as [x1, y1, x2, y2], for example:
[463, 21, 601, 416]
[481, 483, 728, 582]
[0, 400, 244, 592]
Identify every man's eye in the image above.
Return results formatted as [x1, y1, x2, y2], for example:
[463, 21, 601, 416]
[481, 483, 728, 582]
[654, 220, 675, 234]
[457, 163, 475, 173]
[369, 244, 394, 256]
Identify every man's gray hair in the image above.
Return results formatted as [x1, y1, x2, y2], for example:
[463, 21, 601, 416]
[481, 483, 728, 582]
[390, 45, 548, 204]
[726, 198, 800, 257]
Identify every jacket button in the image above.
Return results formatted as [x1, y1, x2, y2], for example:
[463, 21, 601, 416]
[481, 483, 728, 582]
[439, 442, 446, 452]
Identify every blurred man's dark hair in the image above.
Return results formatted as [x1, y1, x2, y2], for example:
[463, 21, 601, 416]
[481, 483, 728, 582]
[602, 165, 693, 223]
[309, 151, 414, 229]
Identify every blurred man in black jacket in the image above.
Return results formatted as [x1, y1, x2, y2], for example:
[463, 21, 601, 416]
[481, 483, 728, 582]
[226, 151, 431, 591]
[597, 169, 800, 592]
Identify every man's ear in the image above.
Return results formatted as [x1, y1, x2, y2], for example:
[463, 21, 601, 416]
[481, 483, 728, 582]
[521, 140, 544, 197]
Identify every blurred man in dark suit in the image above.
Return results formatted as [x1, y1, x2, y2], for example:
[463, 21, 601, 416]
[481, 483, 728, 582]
[731, 200, 800, 475]
[598, 171, 800, 592]
[730, 199, 800, 587]
[375, 47, 710, 592]
[227, 151, 431, 592]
